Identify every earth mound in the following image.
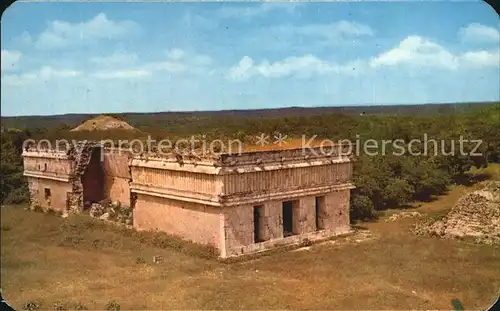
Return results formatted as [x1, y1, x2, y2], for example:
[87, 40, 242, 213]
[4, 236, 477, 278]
[415, 181, 500, 245]
[70, 115, 136, 132]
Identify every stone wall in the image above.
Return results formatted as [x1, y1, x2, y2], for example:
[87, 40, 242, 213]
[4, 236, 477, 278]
[221, 192, 351, 258]
[23, 145, 354, 258]
[102, 150, 132, 205]
[222, 205, 254, 257]
[131, 167, 219, 195]
[259, 201, 283, 241]
[104, 176, 131, 205]
[26, 177, 72, 212]
[319, 190, 350, 233]
[133, 194, 222, 249]
[222, 163, 352, 195]
[66, 142, 102, 213]
[292, 196, 316, 234]
[23, 156, 73, 177]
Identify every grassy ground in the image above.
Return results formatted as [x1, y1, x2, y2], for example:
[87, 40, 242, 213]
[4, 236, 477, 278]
[1, 165, 499, 310]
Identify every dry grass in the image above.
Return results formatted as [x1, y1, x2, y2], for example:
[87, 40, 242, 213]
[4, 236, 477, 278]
[2, 166, 500, 310]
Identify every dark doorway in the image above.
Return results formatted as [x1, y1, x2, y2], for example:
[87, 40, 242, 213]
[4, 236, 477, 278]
[282, 201, 294, 237]
[66, 192, 71, 212]
[316, 196, 325, 230]
[253, 205, 263, 243]
[82, 147, 105, 204]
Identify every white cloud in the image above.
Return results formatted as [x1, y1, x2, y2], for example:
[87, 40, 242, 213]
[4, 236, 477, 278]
[14, 31, 33, 46]
[460, 50, 500, 67]
[459, 23, 500, 44]
[229, 54, 362, 80]
[166, 48, 186, 60]
[370, 36, 459, 69]
[92, 69, 151, 79]
[218, 2, 303, 19]
[34, 13, 140, 49]
[229, 56, 254, 80]
[89, 51, 138, 65]
[144, 61, 186, 73]
[264, 21, 374, 48]
[147, 49, 212, 74]
[86, 49, 214, 80]
[3, 66, 82, 86]
[229, 34, 498, 81]
[1, 50, 22, 72]
[293, 21, 374, 39]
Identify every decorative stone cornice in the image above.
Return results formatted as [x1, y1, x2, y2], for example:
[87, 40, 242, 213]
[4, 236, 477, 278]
[22, 150, 69, 160]
[220, 183, 356, 206]
[129, 181, 355, 207]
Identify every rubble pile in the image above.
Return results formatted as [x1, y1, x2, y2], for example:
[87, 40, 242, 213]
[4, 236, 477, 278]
[386, 211, 425, 222]
[415, 181, 500, 245]
[89, 199, 133, 225]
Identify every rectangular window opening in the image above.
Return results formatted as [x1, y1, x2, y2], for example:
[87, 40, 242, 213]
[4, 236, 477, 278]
[44, 188, 51, 206]
[44, 188, 51, 199]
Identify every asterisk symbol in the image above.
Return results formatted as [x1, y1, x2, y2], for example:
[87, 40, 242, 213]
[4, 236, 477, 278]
[255, 133, 270, 146]
[273, 132, 288, 146]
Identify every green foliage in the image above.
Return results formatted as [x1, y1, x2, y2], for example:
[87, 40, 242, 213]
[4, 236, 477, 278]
[1, 128, 30, 204]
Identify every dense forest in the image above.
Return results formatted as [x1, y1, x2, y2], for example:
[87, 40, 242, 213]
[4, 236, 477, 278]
[1, 102, 499, 221]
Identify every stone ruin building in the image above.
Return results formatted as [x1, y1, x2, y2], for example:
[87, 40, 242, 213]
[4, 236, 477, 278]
[22, 142, 354, 258]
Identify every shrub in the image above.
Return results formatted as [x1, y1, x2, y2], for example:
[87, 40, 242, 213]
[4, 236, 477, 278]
[73, 302, 88, 310]
[52, 301, 67, 310]
[105, 300, 120, 311]
[22, 300, 41, 311]
[350, 195, 375, 220]
[46, 208, 56, 215]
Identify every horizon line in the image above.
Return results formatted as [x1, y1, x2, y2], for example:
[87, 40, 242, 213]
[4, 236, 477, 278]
[1, 100, 498, 118]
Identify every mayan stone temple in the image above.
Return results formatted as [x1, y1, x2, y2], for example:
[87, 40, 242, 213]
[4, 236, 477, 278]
[23, 142, 355, 258]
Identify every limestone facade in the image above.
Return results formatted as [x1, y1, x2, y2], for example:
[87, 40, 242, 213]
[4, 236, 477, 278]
[23, 143, 354, 258]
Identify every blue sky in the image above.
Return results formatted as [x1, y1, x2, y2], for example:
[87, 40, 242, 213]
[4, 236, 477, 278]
[1, 1, 499, 116]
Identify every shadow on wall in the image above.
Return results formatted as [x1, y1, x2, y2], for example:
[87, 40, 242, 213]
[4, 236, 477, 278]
[82, 147, 105, 208]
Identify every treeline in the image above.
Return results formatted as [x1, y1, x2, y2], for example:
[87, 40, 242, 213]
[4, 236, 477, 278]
[1, 104, 499, 221]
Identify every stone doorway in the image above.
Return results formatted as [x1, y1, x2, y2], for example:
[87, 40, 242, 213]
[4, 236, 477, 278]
[81, 147, 105, 207]
[282, 201, 295, 237]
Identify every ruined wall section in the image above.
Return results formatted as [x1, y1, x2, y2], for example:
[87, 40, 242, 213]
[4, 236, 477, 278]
[23, 151, 73, 211]
[25, 177, 72, 212]
[102, 149, 132, 206]
[66, 142, 103, 213]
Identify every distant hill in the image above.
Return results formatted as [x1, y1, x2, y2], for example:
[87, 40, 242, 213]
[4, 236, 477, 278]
[70, 115, 137, 132]
[1, 102, 497, 130]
